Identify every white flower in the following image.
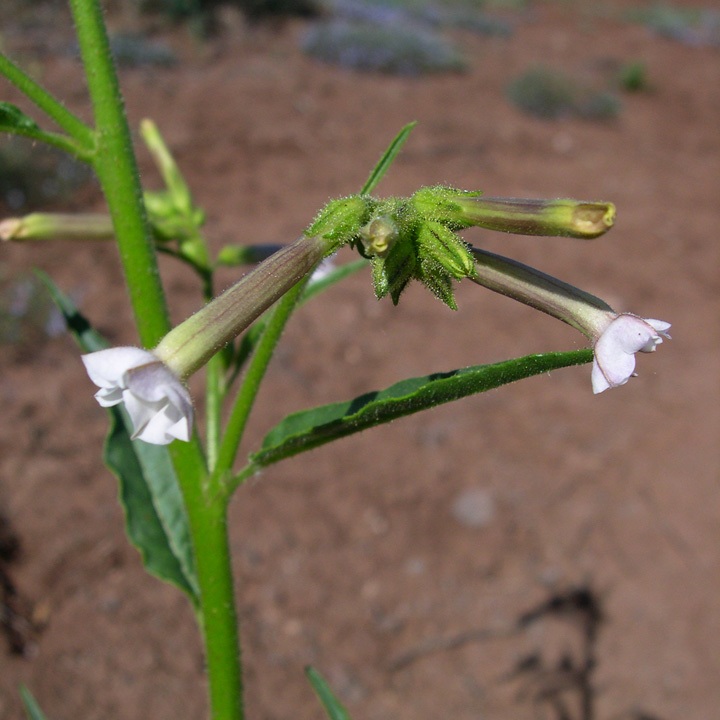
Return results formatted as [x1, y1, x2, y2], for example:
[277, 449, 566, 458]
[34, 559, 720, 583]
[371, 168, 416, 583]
[82, 347, 193, 445]
[309, 255, 336, 283]
[591, 315, 671, 394]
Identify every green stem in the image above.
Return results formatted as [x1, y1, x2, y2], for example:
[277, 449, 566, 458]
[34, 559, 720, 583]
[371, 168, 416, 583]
[0, 51, 95, 148]
[202, 271, 223, 474]
[172, 442, 244, 720]
[195, 501, 243, 720]
[69, 0, 169, 347]
[213, 279, 309, 495]
[206, 354, 223, 473]
[68, 3, 236, 720]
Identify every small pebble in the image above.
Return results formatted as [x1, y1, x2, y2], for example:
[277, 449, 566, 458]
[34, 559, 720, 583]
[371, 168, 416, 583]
[451, 488, 495, 529]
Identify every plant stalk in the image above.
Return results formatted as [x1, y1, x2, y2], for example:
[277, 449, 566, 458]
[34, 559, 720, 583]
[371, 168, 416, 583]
[180, 481, 244, 720]
[69, 3, 237, 719]
[69, 0, 169, 346]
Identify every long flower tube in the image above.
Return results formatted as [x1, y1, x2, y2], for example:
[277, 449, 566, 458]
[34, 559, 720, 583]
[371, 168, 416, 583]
[469, 247, 671, 393]
[82, 233, 334, 443]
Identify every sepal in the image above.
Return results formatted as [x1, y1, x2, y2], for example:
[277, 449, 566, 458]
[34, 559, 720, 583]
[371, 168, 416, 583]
[416, 221, 476, 280]
[305, 196, 371, 245]
[371, 237, 416, 304]
[412, 185, 482, 229]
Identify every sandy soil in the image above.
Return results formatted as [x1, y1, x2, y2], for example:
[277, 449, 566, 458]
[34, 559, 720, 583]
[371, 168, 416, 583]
[1, 2, 719, 719]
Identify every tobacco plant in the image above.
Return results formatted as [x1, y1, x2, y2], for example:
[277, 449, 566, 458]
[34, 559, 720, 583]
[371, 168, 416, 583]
[0, 2, 669, 718]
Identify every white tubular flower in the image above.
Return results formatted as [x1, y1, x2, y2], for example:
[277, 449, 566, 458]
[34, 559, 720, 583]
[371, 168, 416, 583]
[468, 248, 671, 394]
[82, 234, 338, 445]
[82, 347, 193, 445]
[591, 315, 671, 394]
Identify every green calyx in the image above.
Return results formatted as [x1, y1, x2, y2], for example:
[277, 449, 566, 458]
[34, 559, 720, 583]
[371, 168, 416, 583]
[305, 195, 373, 246]
[305, 190, 479, 309]
[411, 185, 483, 230]
[362, 193, 477, 309]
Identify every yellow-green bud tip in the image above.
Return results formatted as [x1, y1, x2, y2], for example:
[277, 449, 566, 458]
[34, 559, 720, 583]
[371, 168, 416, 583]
[570, 201, 615, 238]
[359, 215, 398, 258]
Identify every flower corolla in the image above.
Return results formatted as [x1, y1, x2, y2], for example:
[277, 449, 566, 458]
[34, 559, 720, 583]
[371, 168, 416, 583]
[82, 347, 193, 444]
[591, 315, 671, 394]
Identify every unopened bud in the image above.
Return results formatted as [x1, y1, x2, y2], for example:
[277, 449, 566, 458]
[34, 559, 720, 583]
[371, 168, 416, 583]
[0, 213, 114, 242]
[140, 119, 194, 217]
[453, 196, 615, 239]
[359, 215, 397, 258]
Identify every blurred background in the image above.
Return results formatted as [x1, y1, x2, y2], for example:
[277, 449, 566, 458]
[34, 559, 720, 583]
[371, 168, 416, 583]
[1, 0, 718, 718]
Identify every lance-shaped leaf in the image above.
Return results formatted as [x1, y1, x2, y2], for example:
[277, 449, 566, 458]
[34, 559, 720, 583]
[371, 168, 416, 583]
[39, 273, 199, 604]
[360, 121, 416, 195]
[305, 667, 352, 720]
[19, 687, 49, 720]
[0, 102, 42, 135]
[250, 349, 593, 470]
[0, 102, 91, 160]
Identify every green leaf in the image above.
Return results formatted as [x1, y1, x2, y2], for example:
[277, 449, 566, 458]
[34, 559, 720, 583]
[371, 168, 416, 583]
[0, 102, 91, 161]
[360, 121, 416, 195]
[251, 349, 593, 469]
[305, 667, 352, 720]
[0, 102, 41, 134]
[19, 686, 48, 720]
[38, 272, 199, 604]
[105, 407, 199, 600]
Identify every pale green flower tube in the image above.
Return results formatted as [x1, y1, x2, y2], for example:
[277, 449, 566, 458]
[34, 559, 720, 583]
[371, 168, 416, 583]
[154, 233, 332, 379]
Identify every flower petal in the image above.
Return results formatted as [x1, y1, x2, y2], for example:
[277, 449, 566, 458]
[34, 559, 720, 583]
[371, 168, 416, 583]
[82, 347, 157, 388]
[125, 362, 194, 444]
[83, 346, 193, 444]
[592, 314, 671, 394]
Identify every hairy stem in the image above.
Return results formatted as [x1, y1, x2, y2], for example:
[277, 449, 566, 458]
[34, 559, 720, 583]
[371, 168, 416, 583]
[214, 278, 309, 496]
[0, 51, 94, 148]
[69, 0, 169, 346]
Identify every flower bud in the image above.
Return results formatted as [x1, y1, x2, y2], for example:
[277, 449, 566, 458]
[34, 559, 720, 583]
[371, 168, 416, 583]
[140, 119, 194, 217]
[416, 221, 476, 279]
[412, 186, 615, 239]
[453, 196, 616, 239]
[0, 213, 114, 242]
[371, 236, 416, 304]
[359, 215, 397, 258]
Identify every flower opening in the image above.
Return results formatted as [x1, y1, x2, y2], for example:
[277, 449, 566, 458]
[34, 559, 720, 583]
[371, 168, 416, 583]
[82, 347, 193, 445]
[591, 315, 671, 394]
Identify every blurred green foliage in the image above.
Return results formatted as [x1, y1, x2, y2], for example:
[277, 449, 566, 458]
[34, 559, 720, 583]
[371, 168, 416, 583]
[302, 19, 465, 73]
[626, 2, 720, 47]
[506, 66, 621, 121]
[616, 61, 649, 92]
